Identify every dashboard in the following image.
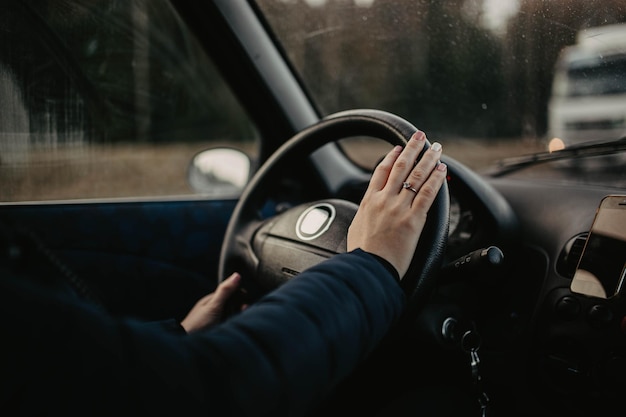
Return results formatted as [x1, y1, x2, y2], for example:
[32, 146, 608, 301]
[399, 152, 626, 416]
[484, 175, 626, 416]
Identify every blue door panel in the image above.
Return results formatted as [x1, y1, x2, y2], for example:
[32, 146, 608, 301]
[0, 199, 236, 320]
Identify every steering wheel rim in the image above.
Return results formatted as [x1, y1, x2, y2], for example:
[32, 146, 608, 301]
[218, 109, 449, 311]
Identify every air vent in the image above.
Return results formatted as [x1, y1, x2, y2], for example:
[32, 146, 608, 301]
[556, 233, 588, 279]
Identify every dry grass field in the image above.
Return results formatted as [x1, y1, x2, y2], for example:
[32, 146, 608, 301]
[1, 137, 546, 202]
[340, 136, 547, 171]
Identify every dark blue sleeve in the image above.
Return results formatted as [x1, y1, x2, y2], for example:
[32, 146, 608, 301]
[187, 249, 406, 416]
[144, 318, 187, 334]
[0, 249, 405, 417]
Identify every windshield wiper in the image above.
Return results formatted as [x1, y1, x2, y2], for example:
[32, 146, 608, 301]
[486, 136, 626, 177]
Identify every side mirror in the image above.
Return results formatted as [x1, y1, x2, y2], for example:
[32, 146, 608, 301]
[188, 148, 251, 197]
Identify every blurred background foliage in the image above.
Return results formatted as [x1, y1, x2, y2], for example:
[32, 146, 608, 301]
[257, 0, 626, 139]
[4, 0, 626, 146]
[2, 0, 255, 146]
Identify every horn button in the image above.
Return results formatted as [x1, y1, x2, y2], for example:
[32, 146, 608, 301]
[253, 199, 359, 289]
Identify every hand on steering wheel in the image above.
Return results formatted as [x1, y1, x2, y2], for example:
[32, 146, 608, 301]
[219, 109, 449, 312]
[348, 131, 447, 278]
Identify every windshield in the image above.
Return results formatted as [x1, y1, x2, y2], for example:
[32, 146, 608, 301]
[254, 0, 626, 184]
[559, 54, 626, 97]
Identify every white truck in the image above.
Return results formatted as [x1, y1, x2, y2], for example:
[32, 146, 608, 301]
[547, 24, 626, 151]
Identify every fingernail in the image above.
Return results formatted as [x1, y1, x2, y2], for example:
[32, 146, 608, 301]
[437, 162, 447, 172]
[412, 130, 426, 141]
[431, 142, 442, 152]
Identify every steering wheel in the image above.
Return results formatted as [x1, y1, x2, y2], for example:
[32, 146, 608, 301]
[218, 109, 449, 312]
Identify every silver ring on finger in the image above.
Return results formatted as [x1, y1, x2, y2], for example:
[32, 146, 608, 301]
[402, 181, 418, 194]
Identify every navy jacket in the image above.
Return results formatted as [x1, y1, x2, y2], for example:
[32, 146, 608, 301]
[1, 249, 405, 417]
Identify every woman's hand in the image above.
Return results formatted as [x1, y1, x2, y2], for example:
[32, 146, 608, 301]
[347, 130, 447, 278]
[180, 272, 246, 333]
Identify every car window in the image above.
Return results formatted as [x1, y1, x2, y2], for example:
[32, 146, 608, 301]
[254, 0, 626, 176]
[0, 0, 258, 202]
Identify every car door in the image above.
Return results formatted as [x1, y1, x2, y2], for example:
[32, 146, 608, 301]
[0, 0, 260, 322]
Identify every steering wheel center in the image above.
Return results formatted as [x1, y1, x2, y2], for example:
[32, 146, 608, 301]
[218, 109, 449, 311]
